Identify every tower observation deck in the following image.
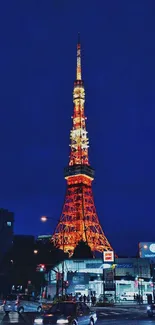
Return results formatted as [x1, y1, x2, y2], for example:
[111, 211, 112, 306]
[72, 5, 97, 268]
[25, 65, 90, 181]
[52, 35, 113, 256]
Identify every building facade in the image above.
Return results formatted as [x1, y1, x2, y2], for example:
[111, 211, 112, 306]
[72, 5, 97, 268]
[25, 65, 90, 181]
[47, 257, 152, 301]
[0, 208, 14, 263]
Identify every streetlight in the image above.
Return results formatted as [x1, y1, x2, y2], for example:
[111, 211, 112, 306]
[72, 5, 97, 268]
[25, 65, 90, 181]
[34, 250, 38, 254]
[40, 215, 65, 297]
[40, 216, 48, 222]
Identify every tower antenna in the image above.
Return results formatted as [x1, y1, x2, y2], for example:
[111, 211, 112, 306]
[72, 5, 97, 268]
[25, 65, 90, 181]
[76, 32, 82, 80]
[52, 37, 113, 256]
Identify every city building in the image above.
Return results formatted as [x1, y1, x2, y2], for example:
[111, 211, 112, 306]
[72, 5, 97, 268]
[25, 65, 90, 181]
[47, 257, 153, 300]
[0, 208, 14, 262]
[52, 35, 112, 256]
[13, 235, 35, 253]
[37, 235, 51, 244]
[139, 242, 155, 259]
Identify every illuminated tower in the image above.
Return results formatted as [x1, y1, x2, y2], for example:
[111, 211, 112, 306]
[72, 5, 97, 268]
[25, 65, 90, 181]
[52, 35, 113, 256]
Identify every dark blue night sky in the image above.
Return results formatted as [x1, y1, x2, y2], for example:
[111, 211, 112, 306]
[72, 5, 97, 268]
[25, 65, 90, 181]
[0, 1, 155, 256]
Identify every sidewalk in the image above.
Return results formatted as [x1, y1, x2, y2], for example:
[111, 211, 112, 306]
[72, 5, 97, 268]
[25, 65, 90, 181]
[115, 302, 147, 308]
[91, 304, 147, 311]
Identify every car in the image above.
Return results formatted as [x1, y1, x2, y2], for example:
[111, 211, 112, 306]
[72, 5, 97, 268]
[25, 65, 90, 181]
[3, 294, 42, 314]
[147, 304, 155, 318]
[34, 301, 97, 325]
[120, 294, 134, 301]
[98, 294, 114, 303]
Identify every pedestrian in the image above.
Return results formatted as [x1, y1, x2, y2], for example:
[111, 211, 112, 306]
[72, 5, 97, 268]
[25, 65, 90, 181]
[83, 294, 86, 303]
[87, 295, 90, 304]
[94, 296, 96, 305]
[91, 296, 95, 306]
[137, 294, 140, 304]
[140, 295, 143, 304]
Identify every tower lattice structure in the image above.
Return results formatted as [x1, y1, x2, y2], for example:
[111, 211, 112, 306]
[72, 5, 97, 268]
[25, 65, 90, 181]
[52, 35, 113, 256]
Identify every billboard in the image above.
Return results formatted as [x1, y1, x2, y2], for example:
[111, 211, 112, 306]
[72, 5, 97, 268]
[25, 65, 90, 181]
[104, 269, 115, 291]
[67, 272, 89, 285]
[139, 242, 155, 258]
[103, 251, 114, 263]
[67, 272, 89, 294]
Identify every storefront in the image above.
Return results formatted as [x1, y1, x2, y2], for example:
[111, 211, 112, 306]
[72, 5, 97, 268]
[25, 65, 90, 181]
[47, 257, 153, 301]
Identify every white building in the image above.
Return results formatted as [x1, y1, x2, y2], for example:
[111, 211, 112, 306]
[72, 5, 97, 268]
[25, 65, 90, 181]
[47, 257, 153, 301]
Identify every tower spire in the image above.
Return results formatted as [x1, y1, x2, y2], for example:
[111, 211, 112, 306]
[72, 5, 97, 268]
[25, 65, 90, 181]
[52, 37, 113, 257]
[69, 36, 89, 166]
[76, 33, 82, 80]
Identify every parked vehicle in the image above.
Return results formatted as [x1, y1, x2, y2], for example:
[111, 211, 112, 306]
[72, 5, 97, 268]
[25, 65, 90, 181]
[34, 301, 97, 325]
[120, 294, 134, 301]
[98, 293, 114, 303]
[3, 294, 42, 314]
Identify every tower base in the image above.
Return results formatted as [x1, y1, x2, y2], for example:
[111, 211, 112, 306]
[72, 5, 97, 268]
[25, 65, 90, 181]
[52, 178, 112, 256]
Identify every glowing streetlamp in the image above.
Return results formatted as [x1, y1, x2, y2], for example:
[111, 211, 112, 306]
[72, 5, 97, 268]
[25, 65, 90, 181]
[40, 216, 48, 222]
[40, 214, 65, 296]
[34, 249, 38, 254]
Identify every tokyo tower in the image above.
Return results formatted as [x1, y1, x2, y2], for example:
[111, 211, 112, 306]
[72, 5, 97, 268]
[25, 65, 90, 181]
[52, 35, 113, 256]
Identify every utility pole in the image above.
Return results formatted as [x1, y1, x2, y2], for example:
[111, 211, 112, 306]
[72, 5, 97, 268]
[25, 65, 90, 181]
[102, 266, 105, 296]
[61, 226, 65, 297]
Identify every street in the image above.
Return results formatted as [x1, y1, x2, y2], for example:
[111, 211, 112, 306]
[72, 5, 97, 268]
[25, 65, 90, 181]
[0, 306, 153, 325]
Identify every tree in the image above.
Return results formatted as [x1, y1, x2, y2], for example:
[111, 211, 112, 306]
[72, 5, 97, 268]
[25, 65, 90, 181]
[1, 238, 69, 296]
[34, 240, 68, 268]
[72, 240, 93, 259]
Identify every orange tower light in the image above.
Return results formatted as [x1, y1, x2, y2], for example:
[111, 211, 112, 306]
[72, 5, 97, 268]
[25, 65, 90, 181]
[52, 34, 113, 256]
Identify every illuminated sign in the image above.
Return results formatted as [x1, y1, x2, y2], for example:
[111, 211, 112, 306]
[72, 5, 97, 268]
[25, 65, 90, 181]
[86, 263, 102, 268]
[139, 242, 155, 258]
[103, 251, 114, 263]
[104, 269, 115, 291]
[117, 264, 133, 268]
[67, 272, 89, 285]
[150, 244, 155, 253]
[67, 273, 89, 294]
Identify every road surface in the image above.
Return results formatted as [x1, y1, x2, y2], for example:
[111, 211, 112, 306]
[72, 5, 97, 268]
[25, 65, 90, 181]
[0, 305, 152, 324]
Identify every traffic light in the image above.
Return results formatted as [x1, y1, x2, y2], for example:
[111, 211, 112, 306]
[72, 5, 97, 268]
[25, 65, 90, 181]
[40, 264, 46, 272]
[36, 264, 46, 272]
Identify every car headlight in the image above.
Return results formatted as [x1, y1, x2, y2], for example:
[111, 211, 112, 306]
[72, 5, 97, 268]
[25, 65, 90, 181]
[57, 320, 69, 324]
[147, 306, 151, 310]
[34, 318, 43, 324]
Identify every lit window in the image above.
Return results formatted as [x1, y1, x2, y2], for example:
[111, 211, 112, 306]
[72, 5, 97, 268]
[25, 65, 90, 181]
[7, 221, 12, 227]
